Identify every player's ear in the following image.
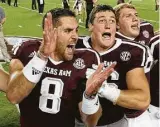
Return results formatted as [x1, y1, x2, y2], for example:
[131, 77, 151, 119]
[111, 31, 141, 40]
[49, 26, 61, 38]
[88, 23, 93, 32]
[116, 23, 120, 30]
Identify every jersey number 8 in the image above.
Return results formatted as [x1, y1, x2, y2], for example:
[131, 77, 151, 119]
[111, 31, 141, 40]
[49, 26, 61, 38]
[39, 77, 64, 114]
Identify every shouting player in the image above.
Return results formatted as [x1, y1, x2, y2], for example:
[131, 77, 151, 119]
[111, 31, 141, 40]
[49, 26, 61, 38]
[75, 4, 151, 127]
[6, 8, 116, 127]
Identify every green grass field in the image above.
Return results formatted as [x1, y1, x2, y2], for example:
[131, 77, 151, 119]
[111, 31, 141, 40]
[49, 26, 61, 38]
[0, 0, 159, 126]
[0, 0, 159, 37]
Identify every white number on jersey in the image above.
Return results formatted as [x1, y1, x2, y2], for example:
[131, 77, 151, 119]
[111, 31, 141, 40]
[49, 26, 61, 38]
[144, 47, 153, 73]
[39, 77, 64, 114]
[107, 71, 119, 88]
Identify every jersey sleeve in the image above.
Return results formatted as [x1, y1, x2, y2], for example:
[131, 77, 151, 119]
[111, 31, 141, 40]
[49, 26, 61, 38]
[140, 21, 154, 38]
[136, 21, 154, 46]
[12, 40, 41, 66]
[150, 35, 160, 60]
[123, 42, 149, 72]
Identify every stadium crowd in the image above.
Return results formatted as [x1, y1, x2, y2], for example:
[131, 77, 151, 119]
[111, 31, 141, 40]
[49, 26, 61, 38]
[0, 0, 159, 127]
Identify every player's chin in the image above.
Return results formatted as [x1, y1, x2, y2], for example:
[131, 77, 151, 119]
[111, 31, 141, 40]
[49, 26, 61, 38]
[131, 31, 139, 37]
[131, 29, 140, 36]
[64, 54, 74, 61]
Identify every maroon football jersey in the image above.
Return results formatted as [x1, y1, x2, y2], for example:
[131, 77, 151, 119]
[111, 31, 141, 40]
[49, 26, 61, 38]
[13, 40, 101, 127]
[150, 34, 159, 60]
[136, 21, 154, 46]
[116, 22, 154, 78]
[76, 37, 149, 124]
[149, 35, 159, 107]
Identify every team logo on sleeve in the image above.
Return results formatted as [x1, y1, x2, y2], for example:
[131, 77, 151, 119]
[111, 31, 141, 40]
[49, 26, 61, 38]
[143, 30, 149, 38]
[120, 51, 131, 61]
[73, 58, 86, 69]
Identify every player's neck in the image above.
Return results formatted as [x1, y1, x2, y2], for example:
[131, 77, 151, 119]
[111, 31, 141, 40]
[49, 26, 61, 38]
[50, 53, 63, 62]
[91, 39, 115, 53]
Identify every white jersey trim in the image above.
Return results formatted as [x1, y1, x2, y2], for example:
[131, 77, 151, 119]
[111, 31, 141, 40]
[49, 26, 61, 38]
[150, 39, 159, 56]
[116, 32, 135, 40]
[76, 48, 101, 65]
[122, 41, 147, 66]
[150, 34, 160, 42]
[140, 22, 153, 27]
[99, 38, 122, 56]
[82, 36, 92, 48]
[81, 36, 122, 56]
[49, 57, 63, 65]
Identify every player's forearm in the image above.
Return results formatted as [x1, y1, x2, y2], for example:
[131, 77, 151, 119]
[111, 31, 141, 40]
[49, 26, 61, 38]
[7, 71, 35, 104]
[7, 53, 47, 104]
[116, 89, 150, 110]
[84, 107, 102, 127]
[80, 92, 102, 127]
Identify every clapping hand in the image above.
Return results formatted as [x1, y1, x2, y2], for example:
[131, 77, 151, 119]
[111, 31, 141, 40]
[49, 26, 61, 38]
[39, 12, 57, 57]
[85, 62, 116, 96]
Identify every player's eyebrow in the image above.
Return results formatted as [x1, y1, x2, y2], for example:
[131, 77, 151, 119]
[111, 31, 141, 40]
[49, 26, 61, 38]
[96, 16, 106, 19]
[97, 15, 116, 20]
[64, 26, 79, 32]
[110, 16, 116, 19]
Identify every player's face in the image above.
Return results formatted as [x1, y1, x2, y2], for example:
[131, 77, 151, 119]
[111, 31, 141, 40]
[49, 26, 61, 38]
[55, 17, 79, 61]
[90, 11, 116, 52]
[118, 8, 140, 38]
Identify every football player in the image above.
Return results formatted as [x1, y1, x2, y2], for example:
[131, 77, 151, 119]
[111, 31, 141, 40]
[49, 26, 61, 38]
[73, 0, 84, 23]
[117, 0, 125, 5]
[75, 4, 151, 127]
[62, 0, 70, 9]
[6, 8, 116, 127]
[114, 3, 154, 46]
[114, 3, 154, 127]
[73, 0, 83, 14]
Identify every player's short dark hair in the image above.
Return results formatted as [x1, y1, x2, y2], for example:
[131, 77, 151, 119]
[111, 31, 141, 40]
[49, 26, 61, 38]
[89, 4, 115, 25]
[42, 8, 76, 29]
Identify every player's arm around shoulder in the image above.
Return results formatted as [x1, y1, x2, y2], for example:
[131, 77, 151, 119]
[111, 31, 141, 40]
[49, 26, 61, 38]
[116, 45, 150, 110]
[6, 58, 36, 104]
[117, 68, 150, 110]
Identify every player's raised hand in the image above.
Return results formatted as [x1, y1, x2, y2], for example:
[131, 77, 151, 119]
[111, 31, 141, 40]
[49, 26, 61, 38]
[39, 12, 57, 57]
[85, 62, 116, 96]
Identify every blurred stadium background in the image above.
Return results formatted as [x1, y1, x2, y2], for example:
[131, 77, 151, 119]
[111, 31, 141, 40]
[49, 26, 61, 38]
[0, 0, 159, 126]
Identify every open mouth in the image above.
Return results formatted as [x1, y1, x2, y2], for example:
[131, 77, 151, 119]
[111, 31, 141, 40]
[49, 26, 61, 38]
[67, 44, 76, 49]
[67, 44, 76, 55]
[131, 24, 139, 29]
[102, 32, 111, 39]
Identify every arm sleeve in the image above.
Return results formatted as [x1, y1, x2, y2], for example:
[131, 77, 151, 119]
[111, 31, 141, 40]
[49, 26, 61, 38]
[12, 40, 41, 66]
[126, 46, 147, 72]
